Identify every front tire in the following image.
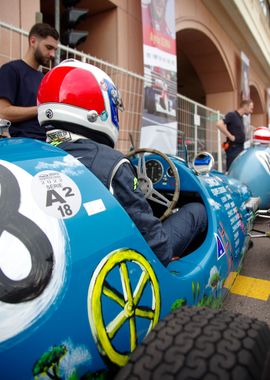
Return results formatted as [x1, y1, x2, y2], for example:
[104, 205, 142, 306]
[115, 306, 270, 380]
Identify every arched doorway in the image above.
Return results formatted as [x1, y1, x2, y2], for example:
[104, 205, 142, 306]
[176, 28, 234, 106]
[250, 84, 265, 127]
[176, 28, 234, 160]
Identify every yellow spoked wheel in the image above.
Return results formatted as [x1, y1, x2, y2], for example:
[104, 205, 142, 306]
[88, 249, 161, 367]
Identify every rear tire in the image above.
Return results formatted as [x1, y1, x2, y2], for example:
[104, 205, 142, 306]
[115, 306, 270, 380]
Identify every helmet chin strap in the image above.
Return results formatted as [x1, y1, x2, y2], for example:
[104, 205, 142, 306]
[46, 129, 87, 146]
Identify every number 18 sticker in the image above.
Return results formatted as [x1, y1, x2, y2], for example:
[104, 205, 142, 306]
[32, 170, 82, 219]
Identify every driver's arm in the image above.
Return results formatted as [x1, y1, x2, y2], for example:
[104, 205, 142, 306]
[112, 162, 173, 266]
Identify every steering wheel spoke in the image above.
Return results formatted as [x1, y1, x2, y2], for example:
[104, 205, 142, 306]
[137, 152, 147, 177]
[148, 188, 171, 207]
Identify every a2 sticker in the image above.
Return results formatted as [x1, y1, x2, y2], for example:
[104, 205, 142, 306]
[32, 170, 82, 219]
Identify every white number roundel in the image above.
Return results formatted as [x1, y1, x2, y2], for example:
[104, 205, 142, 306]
[0, 160, 68, 343]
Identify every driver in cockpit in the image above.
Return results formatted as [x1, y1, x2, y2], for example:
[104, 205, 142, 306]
[37, 59, 207, 266]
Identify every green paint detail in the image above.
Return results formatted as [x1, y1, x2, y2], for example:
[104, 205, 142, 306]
[50, 140, 63, 147]
[68, 371, 79, 380]
[191, 281, 201, 302]
[171, 298, 187, 312]
[197, 282, 201, 298]
[210, 273, 221, 288]
[197, 295, 223, 310]
[192, 281, 196, 300]
[133, 177, 138, 191]
[171, 294, 223, 312]
[33, 344, 67, 379]
[171, 279, 223, 313]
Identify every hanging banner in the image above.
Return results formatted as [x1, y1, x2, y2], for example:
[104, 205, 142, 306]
[240, 51, 251, 145]
[140, 0, 178, 154]
[241, 51, 250, 100]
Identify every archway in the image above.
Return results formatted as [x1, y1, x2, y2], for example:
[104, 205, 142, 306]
[176, 28, 234, 105]
[250, 84, 265, 127]
[176, 28, 234, 160]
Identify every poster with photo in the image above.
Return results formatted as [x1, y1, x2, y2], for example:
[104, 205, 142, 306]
[240, 51, 251, 145]
[140, 0, 178, 154]
[241, 51, 250, 100]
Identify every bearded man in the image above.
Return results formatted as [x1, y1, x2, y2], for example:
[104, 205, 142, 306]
[0, 23, 59, 141]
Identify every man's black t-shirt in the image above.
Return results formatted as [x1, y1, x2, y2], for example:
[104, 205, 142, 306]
[223, 111, 245, 144]
[0, 59, 46, 140]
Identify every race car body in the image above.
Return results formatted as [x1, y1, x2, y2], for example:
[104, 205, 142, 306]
[228, 131, 270, 210]
[0, 139, 258, 379]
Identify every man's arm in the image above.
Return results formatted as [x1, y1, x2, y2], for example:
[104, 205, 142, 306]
[0, 98, 37, 123]
[216, 119, 235, 142]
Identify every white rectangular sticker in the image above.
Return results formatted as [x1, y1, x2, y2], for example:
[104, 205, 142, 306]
[83, 199, 106, 216]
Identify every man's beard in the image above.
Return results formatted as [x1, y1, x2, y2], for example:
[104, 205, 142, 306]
[34, 46, 52, 67]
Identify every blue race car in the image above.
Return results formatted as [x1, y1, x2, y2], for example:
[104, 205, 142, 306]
[228, 127, 270, 211]
[0, 137, 269, 380]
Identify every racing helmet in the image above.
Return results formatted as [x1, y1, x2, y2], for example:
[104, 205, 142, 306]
[37, 59, 124, 147]
[253, 127, 270, 144]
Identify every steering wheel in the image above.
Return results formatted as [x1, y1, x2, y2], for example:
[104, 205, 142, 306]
[126, 148, 180, 221]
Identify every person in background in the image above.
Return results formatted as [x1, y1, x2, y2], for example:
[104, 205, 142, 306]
[37, 59, 207, 267]
[0, 23, 59, 141]
[216, 99, 254, 171]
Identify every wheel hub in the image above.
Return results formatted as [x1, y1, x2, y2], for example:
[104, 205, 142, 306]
[124, 301, 135, 317]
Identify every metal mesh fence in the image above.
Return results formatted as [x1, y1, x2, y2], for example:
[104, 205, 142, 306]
[176, 95, 224, 168]
[0, 21, 225, 170]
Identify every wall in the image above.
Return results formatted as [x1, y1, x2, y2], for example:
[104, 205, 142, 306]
[0, 0, 40, 64]
[0, 0, 39, 30]
[174, 0, 268, 126]
[0, 0, 269, 125]
[81, 9, 118, 65]
[69, 0, 143, 75]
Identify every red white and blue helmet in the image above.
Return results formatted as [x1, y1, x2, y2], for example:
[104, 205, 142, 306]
[253, 127, 270, 144]
[37, 59, 124, 147]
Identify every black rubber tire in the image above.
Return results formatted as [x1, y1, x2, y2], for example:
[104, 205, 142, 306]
[114, 306, 270, 380]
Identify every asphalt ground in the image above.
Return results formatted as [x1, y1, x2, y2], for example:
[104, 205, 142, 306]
[223, 216, 270, 326]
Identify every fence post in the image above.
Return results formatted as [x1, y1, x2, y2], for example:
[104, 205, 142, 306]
[217, 111, 223, 172]
[194, 103, 198, 155]
[55, 0, 60, 65]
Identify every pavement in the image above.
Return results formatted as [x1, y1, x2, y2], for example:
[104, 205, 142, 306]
[223, 216, 270, 326]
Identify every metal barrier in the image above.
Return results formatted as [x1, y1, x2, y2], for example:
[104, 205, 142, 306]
[0, 21, 224, 171]
[177, 94, 225, 170]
